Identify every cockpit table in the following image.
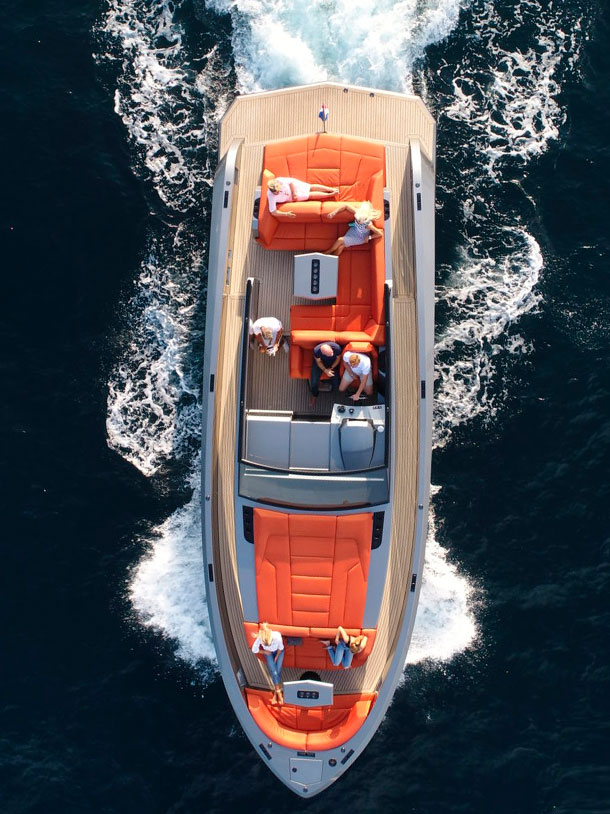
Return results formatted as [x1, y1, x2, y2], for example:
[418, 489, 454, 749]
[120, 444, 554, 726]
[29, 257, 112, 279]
[293, 252, 338, 300]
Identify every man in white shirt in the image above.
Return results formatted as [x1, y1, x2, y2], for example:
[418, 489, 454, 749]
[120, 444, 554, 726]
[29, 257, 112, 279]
[249, 316, 289, 356]
[339, 352, 374, 401]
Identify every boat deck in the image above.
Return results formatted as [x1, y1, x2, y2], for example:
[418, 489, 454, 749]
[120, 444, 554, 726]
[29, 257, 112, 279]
[210, 85, 430, 693]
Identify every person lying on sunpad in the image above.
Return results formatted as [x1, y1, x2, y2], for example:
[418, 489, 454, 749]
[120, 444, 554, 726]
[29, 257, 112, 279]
[267, 177, 338, 219]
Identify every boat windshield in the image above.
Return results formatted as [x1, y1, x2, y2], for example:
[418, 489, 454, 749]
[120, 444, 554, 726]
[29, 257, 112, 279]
[238, 463, 389, 509]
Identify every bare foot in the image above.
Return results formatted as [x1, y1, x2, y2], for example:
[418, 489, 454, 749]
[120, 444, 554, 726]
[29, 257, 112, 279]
[320, 640, 331, 647]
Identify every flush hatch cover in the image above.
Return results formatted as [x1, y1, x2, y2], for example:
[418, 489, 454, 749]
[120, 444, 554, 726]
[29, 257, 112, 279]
[289, 758, 323, 786]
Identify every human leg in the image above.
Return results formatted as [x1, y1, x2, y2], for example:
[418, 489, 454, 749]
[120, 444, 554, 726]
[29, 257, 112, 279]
[324, 641, 347, 667]
[341, 646, 355, 669]
[274, 648, 285, 682]
[264, 651, 280, 685]
[309, 363, 323, 400]
[308, 184, 339, 199]
[327, 237, 345, 256]
[363, 371, 374, 396]
[339, 369, 355, 393]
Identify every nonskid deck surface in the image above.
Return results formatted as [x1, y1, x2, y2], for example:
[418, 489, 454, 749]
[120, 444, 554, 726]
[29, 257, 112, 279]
[210, 85, 427, 695]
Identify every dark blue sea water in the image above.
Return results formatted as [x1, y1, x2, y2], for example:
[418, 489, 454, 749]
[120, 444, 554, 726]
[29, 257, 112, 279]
[3, 0, 610, 812]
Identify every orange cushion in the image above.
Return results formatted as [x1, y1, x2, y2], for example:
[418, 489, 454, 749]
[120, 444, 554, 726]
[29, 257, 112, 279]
[253, 509, 372, 630]
[258, 169, 278, 247]
[245, 688, 377, 750]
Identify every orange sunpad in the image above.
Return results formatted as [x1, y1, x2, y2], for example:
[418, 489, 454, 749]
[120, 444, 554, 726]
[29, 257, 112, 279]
[253, 509, 372, 630]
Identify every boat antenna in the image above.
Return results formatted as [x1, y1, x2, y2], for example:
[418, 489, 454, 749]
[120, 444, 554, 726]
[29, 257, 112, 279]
[318, 104, 329, 133]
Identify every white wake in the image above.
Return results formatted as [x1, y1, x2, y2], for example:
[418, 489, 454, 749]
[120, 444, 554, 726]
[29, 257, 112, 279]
[97, 0, 586, 676]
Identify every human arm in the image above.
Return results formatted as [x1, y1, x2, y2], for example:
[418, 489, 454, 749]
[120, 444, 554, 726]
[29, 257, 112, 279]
[351, 379, 367, 401]
[327, 203, 357, 220]
[368, 223, 383, 240]
[254, 332, 268, 353]
[336, 625, 349, 645]
[271, 327, 283, 353]
[251, 636, 261, 654]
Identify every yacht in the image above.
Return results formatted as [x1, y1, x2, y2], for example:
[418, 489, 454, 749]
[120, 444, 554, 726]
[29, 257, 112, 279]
[201, 82, 435, 796]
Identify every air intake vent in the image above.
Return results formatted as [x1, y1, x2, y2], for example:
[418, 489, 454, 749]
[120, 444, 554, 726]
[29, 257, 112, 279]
[243, 506, 254, 543]
[371, 512, 384, 549]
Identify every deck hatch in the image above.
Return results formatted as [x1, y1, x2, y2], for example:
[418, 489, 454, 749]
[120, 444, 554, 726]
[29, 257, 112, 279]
[209, 374, 215, 392]
[341, 749, 355, 765]
[223, 190, 229, 208]
[421, 380, 426, 399]
[416, 192, 422, 211]
[259, 743, 272, 760]
[410, 573, 417, 592]
[208, 564, 214, 583]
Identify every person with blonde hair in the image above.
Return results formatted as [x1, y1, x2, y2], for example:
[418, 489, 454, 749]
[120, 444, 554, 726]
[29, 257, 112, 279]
[321, 626, 368, 669]
[339, 351, 374, 401]
[249, 316, 288, 356]
[252, 622, 285, 704]
[326, 201, 383, 256]
[267, 177, 338, 219]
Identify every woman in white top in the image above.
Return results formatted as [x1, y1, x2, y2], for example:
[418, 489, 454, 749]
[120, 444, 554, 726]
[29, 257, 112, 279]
[267, 177, 338, 219]
[326, 201, 383, 256]
[339, 352, 374, 401]
[249, 316, 288, 356]
[252, 622, 285, 704]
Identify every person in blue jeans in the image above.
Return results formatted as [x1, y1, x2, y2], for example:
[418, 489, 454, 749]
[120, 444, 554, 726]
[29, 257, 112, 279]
[322, 626, 368, 669]
[252, 622, 285, 704]
[309, 341, 342, 407]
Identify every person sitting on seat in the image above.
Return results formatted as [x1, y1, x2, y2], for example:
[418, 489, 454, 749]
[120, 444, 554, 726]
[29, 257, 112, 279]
[249, 316, 289, 356]
[309, 341, 342, 407]
[321, 626, 368, 669]
[339, 352, 373, 401]
[267, 177, 338, 219]
[252, 622, 285, 704]
[326, 201, 383, 256]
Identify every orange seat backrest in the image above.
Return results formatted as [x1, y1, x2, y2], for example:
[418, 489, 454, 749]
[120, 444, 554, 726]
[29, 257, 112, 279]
[253, 508, 372, 631]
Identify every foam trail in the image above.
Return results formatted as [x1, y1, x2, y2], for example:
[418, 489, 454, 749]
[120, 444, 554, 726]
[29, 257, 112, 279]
[128, 477, 217, 668]
[207, 0, 468, 92]
[408, 490, 477, 664]
[105, 229, 204, 476]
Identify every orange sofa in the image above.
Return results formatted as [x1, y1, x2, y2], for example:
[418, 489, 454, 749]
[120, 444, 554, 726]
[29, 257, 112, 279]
[257, 133, 385, 251]
[246, 688, 377, 751]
